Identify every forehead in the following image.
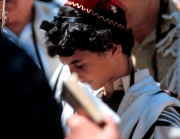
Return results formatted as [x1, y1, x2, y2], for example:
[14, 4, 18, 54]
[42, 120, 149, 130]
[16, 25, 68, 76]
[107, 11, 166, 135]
[59, 50, 102, 64]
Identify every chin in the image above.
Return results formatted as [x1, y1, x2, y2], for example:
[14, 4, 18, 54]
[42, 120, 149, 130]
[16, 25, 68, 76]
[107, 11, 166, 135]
[89, 84, 102, 91]
[80, 81, 101, 91]
[82, 82, 94, 89]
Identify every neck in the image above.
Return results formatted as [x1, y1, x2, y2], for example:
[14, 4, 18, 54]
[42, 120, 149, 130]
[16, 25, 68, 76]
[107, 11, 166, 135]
[132, 17, 158, 43]
[130, 0, 160, 43]
[104, 55, 131, 98]
[5, 10, 33, 37]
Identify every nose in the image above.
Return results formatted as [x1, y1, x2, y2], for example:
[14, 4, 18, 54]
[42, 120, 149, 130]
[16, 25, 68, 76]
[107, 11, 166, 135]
[77, 75, 85, 82]
[69, 67, 84, 82]
[69, 66, 76, 74]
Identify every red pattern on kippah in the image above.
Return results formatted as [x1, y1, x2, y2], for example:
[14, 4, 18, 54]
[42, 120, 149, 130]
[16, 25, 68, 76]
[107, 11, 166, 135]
[66, 0, 99, 9]
[65, 0, 126, 29]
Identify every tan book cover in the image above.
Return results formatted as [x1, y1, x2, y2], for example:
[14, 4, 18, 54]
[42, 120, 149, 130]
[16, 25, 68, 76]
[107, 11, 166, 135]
[61, 73, 121, 126]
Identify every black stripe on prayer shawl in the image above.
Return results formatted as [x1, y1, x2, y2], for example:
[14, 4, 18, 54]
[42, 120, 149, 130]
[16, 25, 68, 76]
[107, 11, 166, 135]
[129, 121, 139, 139]
[155, 121, 172, 126]
[142, 108, 180, 139]
[142, 121, 156, 139]
[161, 110, 180, 123]
[158, 115, 180, 127]
[173, 107, 180, 113]
[153, 90, 165, 96]
[141, 103, 180, 138]
[160, 107, 180, 121]
[52, 65, 64, 95]
[52, 65, 65, 117]
[158, 109, 180, 127]
[142, 121, 172, 139]
[162, 107, 180, 122]
[165, 107, 180, 119]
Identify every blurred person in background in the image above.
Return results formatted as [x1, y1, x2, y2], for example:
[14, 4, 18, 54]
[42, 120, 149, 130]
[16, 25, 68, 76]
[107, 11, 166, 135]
[0, 0, 64, 138]
[115, 0, 180, 97]
[4, 0, 71, 101]
[5, 0, 60, 81]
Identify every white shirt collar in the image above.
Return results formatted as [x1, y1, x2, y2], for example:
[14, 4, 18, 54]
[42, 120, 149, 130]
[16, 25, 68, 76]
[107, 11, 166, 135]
[113, 68, 150, 93]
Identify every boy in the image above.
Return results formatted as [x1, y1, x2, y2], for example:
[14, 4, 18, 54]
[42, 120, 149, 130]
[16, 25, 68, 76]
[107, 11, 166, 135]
[40, 0, 180, 138]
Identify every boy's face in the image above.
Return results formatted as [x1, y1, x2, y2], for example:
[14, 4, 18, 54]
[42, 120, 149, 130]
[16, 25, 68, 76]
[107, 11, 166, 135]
[60, 50, 116, 90]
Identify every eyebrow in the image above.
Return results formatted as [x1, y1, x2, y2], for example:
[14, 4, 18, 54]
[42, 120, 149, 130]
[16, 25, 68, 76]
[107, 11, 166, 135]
[70, 60, 82, 65]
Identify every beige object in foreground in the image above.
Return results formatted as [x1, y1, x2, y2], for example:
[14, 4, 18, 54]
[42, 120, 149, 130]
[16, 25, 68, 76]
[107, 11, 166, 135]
[61, 73, 121, 126]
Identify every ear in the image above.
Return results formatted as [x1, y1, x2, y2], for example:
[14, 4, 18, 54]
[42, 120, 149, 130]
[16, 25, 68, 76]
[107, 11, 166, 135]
[111, 44, 122, 57]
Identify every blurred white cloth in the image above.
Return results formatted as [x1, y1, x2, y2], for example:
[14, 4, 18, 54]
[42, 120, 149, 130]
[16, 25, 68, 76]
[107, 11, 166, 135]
[49, 64, 71, 101]
[169, 127, 180, 139]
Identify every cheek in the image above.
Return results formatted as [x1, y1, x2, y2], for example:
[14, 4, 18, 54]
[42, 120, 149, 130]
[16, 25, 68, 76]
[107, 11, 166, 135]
[5, 5, 21, 22]
[87, 69, 107, 83]
[88, 60, 110, 80]
[75, 69, 98, 84]
[18, 2, 33, 14]
[5, 3, 16, 14]
[87, 73, 108, 90]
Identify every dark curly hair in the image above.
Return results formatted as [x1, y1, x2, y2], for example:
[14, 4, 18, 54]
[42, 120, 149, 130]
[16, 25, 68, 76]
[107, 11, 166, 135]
[44, 6, 134, 57]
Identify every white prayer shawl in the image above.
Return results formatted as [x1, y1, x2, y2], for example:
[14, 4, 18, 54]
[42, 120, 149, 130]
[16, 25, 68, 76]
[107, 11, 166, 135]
[61, 101, 74, 135]
[118, 75, 180, 139]
[155, 11, 180, 95]
[49, 64, 71, 102]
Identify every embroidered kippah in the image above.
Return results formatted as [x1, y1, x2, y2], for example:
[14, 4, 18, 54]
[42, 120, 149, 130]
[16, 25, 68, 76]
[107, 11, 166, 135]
[64, 0, 126, 29]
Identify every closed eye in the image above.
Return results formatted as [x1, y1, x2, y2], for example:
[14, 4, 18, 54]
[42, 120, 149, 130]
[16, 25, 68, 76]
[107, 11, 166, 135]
[76, 64, 84, 69]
